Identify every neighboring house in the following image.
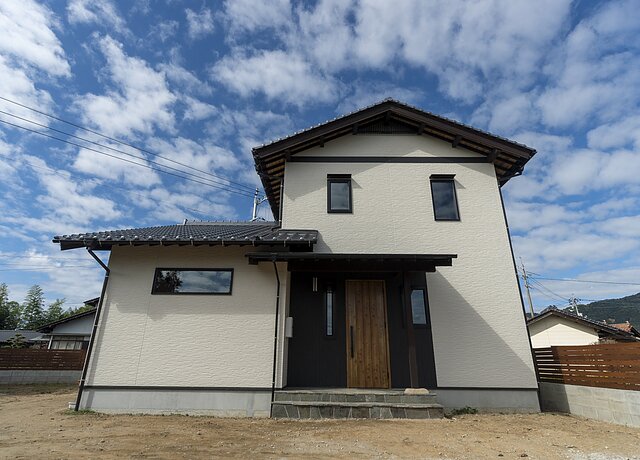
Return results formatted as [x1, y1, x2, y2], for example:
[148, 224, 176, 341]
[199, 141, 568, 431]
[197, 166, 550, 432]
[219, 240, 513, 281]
[0, 330, 44, 348]
[527, 307, 640, 348]
[37, 301, 97, 350]
[52, 99, 540, 416]
[611, 321, 640, 337]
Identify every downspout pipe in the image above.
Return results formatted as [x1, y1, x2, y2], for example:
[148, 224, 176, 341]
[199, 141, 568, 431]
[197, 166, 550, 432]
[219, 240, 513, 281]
[269, 260, 281, 417]
[74, 248, 110, 411]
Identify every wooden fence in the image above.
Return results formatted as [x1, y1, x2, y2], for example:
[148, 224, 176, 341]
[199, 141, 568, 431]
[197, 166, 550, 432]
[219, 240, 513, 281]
[533, 343, 640, 391]
[0, 349, 86, 370]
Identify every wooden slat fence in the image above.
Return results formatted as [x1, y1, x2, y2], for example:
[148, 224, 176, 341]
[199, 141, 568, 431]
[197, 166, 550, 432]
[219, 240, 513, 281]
[0, 349, 86, 370]
[533, 343, 640, 391]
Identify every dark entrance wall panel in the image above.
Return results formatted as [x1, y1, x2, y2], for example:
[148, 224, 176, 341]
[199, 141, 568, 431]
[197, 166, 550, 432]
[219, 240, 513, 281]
[407, 271, 438, 389]
[287, 272, 347, 387]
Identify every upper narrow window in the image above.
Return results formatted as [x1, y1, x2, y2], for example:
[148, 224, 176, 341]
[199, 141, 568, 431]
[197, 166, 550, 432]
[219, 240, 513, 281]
[430, 175, 460, 221]
[410, 289, 427, 325]
[327, 174, 352, 213]
[152, 269, 233, 295]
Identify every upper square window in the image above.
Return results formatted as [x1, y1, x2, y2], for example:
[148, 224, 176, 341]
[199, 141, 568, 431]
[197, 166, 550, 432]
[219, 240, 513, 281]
[327, 174, 352, 213]
[430, 175, 460, 221]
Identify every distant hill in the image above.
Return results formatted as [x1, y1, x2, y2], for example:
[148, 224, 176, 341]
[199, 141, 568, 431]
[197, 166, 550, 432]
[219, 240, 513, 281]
[561, 292, 640, 326]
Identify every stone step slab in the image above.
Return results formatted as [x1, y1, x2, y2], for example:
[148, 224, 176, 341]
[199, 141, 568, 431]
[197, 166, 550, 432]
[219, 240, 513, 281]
[272, 401, 444, 419]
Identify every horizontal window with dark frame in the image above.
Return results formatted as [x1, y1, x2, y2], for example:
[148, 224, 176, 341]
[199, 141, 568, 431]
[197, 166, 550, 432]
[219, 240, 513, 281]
[430, 175, 460, 221]
[151, 268, 233, 295]
[327, 174, 352, 213]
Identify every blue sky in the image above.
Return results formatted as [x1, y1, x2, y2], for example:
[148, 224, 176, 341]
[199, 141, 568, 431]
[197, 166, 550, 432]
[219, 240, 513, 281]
[0, 0, 639, 313]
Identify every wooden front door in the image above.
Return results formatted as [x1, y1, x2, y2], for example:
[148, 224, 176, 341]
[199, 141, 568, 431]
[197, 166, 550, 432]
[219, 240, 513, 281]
[345, 280, 391, 388]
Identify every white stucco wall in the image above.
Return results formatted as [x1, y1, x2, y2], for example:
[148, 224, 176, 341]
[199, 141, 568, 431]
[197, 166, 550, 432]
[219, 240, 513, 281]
[51, 314, 94, 335]
[528, 317, 599, 348]
[86, 246, 285, 388]
[281, 134, 538, 389]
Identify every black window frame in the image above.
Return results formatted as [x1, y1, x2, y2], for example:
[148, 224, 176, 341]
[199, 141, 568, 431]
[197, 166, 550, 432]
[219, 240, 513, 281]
[324, 284, 335, 337]
[430, 174, 460, 221]
[151, 268, 234, 295]
[327, 174, 353, 213]
[410, 287, 428, 327]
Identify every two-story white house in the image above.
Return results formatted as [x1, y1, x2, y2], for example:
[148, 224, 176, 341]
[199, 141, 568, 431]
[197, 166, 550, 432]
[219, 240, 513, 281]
[53, 100, 540, 418]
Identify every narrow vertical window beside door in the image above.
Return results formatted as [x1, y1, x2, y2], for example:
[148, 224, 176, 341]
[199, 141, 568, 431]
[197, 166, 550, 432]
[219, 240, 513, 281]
[410, 289, 428, 325]
[325, 286, 334, 336]
[430, 175, 460, 221]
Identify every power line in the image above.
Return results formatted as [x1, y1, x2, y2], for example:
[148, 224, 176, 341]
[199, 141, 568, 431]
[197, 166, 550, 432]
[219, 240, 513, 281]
[0, 111, 254, 196]
[528, 279, 569, 303]
[0, 95, 257, 193]
[22, 160, 216, 218]
[0, 117, 254, 197]
[531, 276, 640, 287]
[0, 266, 99, 271]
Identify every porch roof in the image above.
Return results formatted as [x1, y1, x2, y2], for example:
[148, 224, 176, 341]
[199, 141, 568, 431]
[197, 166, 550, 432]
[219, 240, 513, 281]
[53, 221, 319, 251]
[246, 252, 457, 271]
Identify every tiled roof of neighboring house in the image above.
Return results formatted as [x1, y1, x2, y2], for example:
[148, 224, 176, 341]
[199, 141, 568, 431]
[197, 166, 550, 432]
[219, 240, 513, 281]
[527, 307, 639, 340]
[611, 322, 640, 337]
[53, 221, 319, 251]
[0, 330, 42, 342]
[37, 308, 97, 333]
[253, 99, 537, 218]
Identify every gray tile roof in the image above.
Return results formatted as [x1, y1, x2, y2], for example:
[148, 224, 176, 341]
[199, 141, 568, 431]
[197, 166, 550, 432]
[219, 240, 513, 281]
[53, 221, 318, 251]
[527, 307, 638, 339]
[255, 98, 535, 152]
[0, 330, 43, 342]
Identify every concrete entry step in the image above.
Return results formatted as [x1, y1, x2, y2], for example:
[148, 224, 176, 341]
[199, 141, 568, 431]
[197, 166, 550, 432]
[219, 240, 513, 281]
[272, 389, 444, 419]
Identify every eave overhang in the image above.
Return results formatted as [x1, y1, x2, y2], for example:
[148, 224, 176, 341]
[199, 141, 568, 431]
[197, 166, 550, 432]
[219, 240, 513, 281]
[246, 252, 457, 272]
[53, 225, 319, 251]
[252, 99, 536, 218]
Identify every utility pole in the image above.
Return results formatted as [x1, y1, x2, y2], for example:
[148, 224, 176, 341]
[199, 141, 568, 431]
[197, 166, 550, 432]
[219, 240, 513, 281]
[251, 188, 268, 221]
[569, 295, 582, 316]
[519, 258, 535, 318]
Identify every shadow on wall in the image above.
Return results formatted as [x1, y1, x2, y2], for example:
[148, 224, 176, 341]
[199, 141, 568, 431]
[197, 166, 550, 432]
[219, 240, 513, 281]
[428, 271, 538, 389]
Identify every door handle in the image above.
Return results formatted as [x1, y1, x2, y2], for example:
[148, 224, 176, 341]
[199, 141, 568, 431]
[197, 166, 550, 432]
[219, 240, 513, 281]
[350, 326, 354, 358]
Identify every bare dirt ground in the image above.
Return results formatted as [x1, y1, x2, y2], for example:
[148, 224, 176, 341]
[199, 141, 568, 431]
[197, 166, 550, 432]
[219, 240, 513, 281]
[1, 385, 639, 459]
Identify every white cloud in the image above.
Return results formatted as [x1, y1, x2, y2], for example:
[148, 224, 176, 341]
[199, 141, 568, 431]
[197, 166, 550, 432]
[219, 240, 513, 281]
[335, 83, 423, 114]
[185, 7, 215, 40]
[0, 55, 55, 124]
[0, 0, 70, 77]
[74, 36, 176, 138]
[183, 96, 216, 122]
[223, 0, 291, 34]
[67, 0, 129, 36]
[148, 20, 180, 43]
[212, 50, 338, 106]
[72, 144, 161, 188]
[536, 0, 640, 128]
[587, 115, 640, 151]
[159, 61, 212, 96]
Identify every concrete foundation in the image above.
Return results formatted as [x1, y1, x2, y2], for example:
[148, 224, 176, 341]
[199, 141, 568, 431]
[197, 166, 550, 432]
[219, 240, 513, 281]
[0, 369, 81, 384]
[80, 387, 272, 417]
[539, 382, 640, 427]
[435, 388, 540, 413]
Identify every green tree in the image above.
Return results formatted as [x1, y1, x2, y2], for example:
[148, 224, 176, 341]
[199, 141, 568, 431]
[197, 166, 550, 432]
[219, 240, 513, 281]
[45, 298, 66, 324]
[0, 283, 21, 329]
[7, 332, 28, 349]
[21, 285, 45, 330]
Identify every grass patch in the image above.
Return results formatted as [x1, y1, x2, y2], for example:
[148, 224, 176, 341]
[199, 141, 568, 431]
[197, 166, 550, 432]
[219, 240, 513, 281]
[64, 409, 96, 415]
[448, 406, 478, 417]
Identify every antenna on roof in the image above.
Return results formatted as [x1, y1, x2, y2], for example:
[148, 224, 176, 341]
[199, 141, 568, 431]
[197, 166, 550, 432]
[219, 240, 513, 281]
[251, 188, 268, 221]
